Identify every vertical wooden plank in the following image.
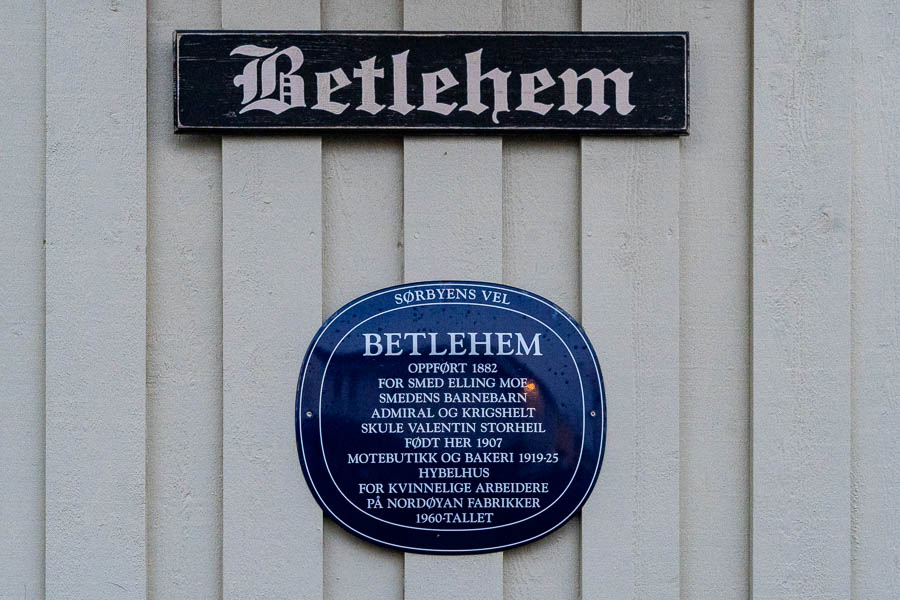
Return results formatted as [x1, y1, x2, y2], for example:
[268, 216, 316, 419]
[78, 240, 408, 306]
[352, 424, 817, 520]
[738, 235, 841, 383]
[403, 2, 504, 598]
[678, 1, 752, 598]
[500, 2, 580, 599]
[0, 2, 44, 599]
[501, 140, 581, 600]
[322, 0, 401, 30]
[321, 2, 405, 599]
[753, 1, 852, 598]
[321, 141, 404, 600]
[220, 2, 322, 598]
[850, 2, 900, 598]
[45, 1, 147, 598]
[402, 143, 505, 598]
[580, 3, 681, 599]
[147, 0, 222, 598]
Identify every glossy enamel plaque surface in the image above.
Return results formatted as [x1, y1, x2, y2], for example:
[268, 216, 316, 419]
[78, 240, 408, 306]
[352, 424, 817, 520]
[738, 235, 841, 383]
[296, 281, 605, 553]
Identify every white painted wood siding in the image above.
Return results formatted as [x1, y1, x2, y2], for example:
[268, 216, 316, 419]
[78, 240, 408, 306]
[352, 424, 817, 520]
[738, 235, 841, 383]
[220, 2, 324, 597]
[148, 2, 222, 597]
[1, 1, 898, 598]
[753, 2, 852, 598]
[1, 3, 44, 600]
[45, 2, 147, 598]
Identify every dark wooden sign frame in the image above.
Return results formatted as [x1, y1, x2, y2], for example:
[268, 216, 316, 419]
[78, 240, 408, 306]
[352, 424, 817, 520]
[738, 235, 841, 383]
[175, 31, 688, 134]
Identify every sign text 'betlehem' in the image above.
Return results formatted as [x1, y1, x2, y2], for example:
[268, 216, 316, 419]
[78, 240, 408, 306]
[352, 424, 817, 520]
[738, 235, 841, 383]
[296, 282, 606, 554]
[176, 32, 687, 133]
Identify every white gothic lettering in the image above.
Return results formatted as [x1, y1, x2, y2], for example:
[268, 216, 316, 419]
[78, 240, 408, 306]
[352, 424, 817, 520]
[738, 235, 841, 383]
[231, 45, 635, 122]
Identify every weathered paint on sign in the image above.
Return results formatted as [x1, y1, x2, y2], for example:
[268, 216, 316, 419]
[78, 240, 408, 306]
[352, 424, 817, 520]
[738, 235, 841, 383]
[296, 282, 606, 554]
[175, 31, 688, 133]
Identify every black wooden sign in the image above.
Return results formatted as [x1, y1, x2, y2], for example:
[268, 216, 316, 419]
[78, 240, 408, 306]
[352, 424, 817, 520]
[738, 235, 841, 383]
[175, 31, 688, 134]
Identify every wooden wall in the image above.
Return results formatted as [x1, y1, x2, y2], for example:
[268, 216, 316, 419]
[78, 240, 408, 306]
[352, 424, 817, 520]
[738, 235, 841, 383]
[1, 1, 897, 598]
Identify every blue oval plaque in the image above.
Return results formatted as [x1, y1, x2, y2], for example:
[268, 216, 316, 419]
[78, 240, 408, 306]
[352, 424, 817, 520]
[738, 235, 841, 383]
[296, 281, 605, 554]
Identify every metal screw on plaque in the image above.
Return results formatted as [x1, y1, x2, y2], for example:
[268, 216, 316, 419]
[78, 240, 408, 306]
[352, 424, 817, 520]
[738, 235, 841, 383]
[306, 411, 313, 418]
[590, 410, 597, 417]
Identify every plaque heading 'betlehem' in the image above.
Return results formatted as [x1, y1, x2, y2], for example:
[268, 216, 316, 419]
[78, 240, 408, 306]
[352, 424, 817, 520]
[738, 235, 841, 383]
[296, 281, 606, 554]
[175, 32, 688, 133]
